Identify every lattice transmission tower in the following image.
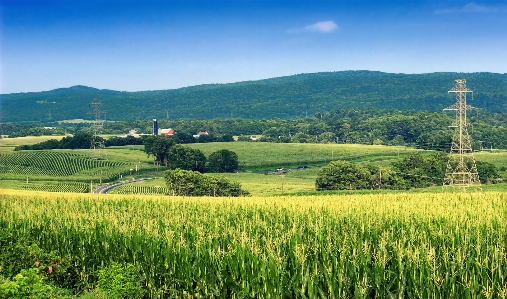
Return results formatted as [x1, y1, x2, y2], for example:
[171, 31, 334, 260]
[89, 98, 106, 160]
[442, 79, 480, 188]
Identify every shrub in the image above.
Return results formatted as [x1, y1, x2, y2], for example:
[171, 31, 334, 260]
[315, 160, 370, 190]
[97, 263, 145, 299]
[164, 168, 245, 196]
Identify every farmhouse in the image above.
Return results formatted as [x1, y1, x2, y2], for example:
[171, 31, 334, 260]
[159, 128, 175, 136]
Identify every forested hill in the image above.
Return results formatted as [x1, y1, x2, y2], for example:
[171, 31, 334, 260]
[2, 71, 506, 122]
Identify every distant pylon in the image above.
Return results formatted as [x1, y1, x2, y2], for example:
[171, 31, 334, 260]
[89, 98, 107, 160]
[442, 79, 480, 188]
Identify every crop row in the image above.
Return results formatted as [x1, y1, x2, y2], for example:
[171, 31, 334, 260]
[109, 184, 168, 195]
[1, 191, 506, 298]
[0, 151, 126, 177]
[20, 182, 89, 193]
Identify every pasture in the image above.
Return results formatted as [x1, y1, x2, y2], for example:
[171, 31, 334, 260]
[189, 142, 418, 171]
[1, 190, 506, 298]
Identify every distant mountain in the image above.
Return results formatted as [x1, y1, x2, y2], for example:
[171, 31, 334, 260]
[1, 71, 506, 122]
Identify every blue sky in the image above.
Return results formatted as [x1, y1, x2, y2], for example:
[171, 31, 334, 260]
[1, 0, 506, 94]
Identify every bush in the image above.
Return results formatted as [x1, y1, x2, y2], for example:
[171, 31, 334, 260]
[164, 168, 246, 196]
[0, 268, 71, 299]
[315, 160, 371, 191]
[97, 263, 145, 299]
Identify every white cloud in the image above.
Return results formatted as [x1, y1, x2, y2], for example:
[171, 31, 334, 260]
[288, 20, 338, 34]
[435, 2, 499, 14]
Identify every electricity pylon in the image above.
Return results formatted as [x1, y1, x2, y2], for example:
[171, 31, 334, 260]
[89, 98, 106, 160]
[442, 79, 480, 188]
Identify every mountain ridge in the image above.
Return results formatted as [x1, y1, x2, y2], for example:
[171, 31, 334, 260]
[2, 71, 506, 122]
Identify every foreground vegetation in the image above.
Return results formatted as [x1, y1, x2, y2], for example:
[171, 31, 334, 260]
[1, 190, 506, 298]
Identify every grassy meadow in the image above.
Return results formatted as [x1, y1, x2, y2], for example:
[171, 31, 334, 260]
[1, 190, 506, 298]
[189, 142, 418, 171]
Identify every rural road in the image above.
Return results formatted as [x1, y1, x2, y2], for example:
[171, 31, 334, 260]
[93, 178, 152, 194]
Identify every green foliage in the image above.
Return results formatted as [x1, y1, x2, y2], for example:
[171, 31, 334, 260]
[315, 160, 371, 190]
[476, 161, 500, 184]
[0, 231, 76, 290]
[393, 152, 447, 188]
[0, 268, 57, 299]
[164, 168, 244, 196]
[14, 131, 95, 151]
[97, 263, 145, 299]
[207, 149, 239, 173]
[2, 72, 506, 122]
[143, 135, 175, 166]
[104, 136, 144, 147]
[316, 152, 476, 191]
[167, 145, 206, 172]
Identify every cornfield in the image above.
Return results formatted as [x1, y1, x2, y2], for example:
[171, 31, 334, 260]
[0, 151, 127, 181]
[109, 184, 168, 195]
[0, 190, 506, 298]
[19, 181, 89, 193]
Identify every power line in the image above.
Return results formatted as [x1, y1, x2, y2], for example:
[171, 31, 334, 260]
[89, 98, 107, 160]
[442, 79, 480, 189]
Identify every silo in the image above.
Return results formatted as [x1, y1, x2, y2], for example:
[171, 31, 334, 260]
[153, 119, 158, 135]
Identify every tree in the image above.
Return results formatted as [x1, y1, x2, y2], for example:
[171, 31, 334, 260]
[392, 152, 447, 188]
[315, 160, 371, 191]
[164, 168, 246, 196]
[207, 149, 239, 173]
[475, 161, 499, 184]
[167, 145, 206, 172]
[143, 136, 175, 166]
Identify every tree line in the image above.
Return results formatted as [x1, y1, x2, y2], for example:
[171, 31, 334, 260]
[7, 108, 507, 151]
[142, 135, 244, 197]
[316, 152, 500, 191]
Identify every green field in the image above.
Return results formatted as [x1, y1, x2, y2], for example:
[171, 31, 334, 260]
[1, 136, 507, 297]
[1, 190, 506, 298]
[0, 135, 67, 151]
[1, 136, 506, 195]
[189, 142, 418, 171]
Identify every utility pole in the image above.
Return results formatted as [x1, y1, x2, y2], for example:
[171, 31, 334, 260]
[442, 79, 480, 189]
[89, 98, 106, 160]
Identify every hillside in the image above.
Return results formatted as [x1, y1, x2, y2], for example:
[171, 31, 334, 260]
[1, 71, 506, 122]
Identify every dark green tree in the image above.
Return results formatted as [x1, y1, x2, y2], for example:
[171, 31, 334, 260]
[143, 135, 175, 166]
[392, 152, 447, 188]
[315, 160, 371, 191]
[167, 145, 206, 172]
[207, 149, 239, 173]
[475, 161, 499, 184]
[164, 168, 245, 196]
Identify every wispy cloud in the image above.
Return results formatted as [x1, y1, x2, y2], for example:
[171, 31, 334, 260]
[288, 20, 339, 34]
[435, 2, 499, 14]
